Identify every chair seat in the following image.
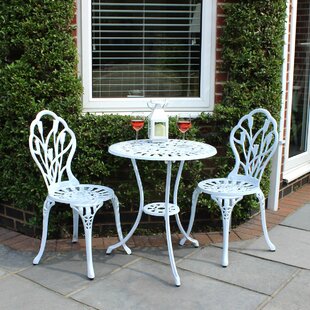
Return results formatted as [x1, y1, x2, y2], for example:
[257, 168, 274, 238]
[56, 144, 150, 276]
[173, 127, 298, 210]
[49, 184, 114, 207]
[197, 178, 259, 197]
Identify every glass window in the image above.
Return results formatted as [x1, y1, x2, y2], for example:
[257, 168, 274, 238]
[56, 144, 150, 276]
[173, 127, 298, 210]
[80, 0, 216, 113]
[289, 0, 310, 158]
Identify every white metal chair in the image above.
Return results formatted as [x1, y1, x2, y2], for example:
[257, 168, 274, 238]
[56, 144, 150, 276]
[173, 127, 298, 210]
[29, 110, 130, 279]
[180, 108, 279, 267]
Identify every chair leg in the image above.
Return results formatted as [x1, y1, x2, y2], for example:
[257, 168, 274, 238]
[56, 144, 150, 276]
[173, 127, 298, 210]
[33, 198, 55, 265]
[72, 208, 79, 243]
[256, 190, 276, 251]
[77, 204, 101, 280]
[179, 187, 201, 246]
[165, 214, 181, 287]
[212, 196, 241, 267]
[111, 195, 131, 255]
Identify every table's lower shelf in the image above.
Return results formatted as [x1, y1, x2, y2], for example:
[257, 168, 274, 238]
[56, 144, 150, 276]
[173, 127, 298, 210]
[143, 202, 180, 217]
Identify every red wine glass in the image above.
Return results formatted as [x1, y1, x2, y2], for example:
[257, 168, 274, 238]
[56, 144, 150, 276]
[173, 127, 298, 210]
[131, 114, 145, 140]
[177, 115, 192, 139]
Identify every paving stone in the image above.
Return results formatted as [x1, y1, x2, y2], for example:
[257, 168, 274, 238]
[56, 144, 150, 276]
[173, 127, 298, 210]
[280, 204, 310, 231]
[132, 245, 199, 264]
[0, 245, 37, 272]
[263, 270, 310, 309]
[71, 258, 267, 310]
[0, 267, 7, 278]
[19, 249, 138, 295]
[178, 246, 297, 295]
[240, 225, 310, 269]
[0, 274, 93, 310]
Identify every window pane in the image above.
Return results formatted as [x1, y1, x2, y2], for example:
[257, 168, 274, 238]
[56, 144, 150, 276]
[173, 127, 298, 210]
[91, 0, 202, 98]
[289, 0, 310, 157]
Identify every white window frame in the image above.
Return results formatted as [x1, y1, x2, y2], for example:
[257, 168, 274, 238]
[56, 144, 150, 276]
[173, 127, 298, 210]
[78, 0, 217, 114]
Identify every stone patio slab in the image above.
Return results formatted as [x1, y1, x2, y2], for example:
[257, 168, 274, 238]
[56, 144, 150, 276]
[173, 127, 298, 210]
[19, 249, 138, 295]
[262, 270, 310, 309]
[0, 245, 37, 272]
[132, 245, 200, 264]
[72, 258, 267, 310]
[178, 246, 297, 295]
[0, 274, 94, 309]
[0, 267, 7, 278]
[280, 204, 310, 231]
[240, 225, 310, 269]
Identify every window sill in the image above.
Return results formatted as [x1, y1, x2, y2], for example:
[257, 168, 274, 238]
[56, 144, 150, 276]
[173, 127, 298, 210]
[283, 161, 310, 183]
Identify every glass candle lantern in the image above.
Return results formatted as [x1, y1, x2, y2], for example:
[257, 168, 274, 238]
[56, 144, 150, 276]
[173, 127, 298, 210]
[148, 103, 169, 142]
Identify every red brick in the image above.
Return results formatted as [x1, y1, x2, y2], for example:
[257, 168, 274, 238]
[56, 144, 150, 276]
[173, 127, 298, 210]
[103, 236, 119, 248]
[234, 230, 255, 241]
[0, 231, 21, 243]
[56, 239, 73, 252]
[192, 233, 212, 246]
[148, 234, 165, 247]
[45, 240, 57, 252]
[71, 242, 81, 251]
[234, 226, 261, 238]
[3, 234, 30, 247]
[238, 222, 262, 234]
[170, 233, 181, 246]
[207, 232, 223, 243]
[229, 231, 242, 242]
[13, 237, 40, 252]
[92, 237, 105, 249]
[276, 207, 295, 217]
[132, 235, 151, 247]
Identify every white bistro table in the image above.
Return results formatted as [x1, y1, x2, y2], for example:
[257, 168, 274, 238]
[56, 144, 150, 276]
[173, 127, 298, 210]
[107, 139, 217, 286]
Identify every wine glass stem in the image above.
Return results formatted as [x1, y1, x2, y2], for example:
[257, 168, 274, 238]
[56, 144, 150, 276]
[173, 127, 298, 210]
[136, 130, 138, 140]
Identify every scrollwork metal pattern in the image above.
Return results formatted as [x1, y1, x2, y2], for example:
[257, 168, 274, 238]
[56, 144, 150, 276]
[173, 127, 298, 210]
[198, 178, 257, 196]
[229, 108, 279, 182]
[52, 184, 113, 206]
[211, 196, 243, 220]
[29, 110, 77, 189]
[143, 202, 180, 217]
[109, 139, 217, 161]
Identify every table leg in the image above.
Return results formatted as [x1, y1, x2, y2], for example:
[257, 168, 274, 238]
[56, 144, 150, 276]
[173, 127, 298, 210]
[173, 161, 199, 247]
[165, 161, 180, 286]
[106, 158, 144, 254]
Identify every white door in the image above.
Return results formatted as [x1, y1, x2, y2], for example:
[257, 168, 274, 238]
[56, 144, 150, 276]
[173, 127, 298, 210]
[284, 0, 310, 182]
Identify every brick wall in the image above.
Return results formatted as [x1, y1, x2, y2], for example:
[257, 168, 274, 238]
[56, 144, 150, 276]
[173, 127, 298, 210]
[0, 203, 35, 236]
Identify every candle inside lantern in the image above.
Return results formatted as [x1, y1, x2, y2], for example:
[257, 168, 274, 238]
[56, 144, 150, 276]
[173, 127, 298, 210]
[154, 123, 166, 137]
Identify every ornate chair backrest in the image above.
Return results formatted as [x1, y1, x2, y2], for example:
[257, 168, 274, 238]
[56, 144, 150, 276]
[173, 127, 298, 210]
[29, 110, 79, 191]
[228, 108, 279, 184]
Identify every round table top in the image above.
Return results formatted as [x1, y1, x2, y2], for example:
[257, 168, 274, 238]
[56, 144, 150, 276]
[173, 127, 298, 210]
[108, 139, 217, 161]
